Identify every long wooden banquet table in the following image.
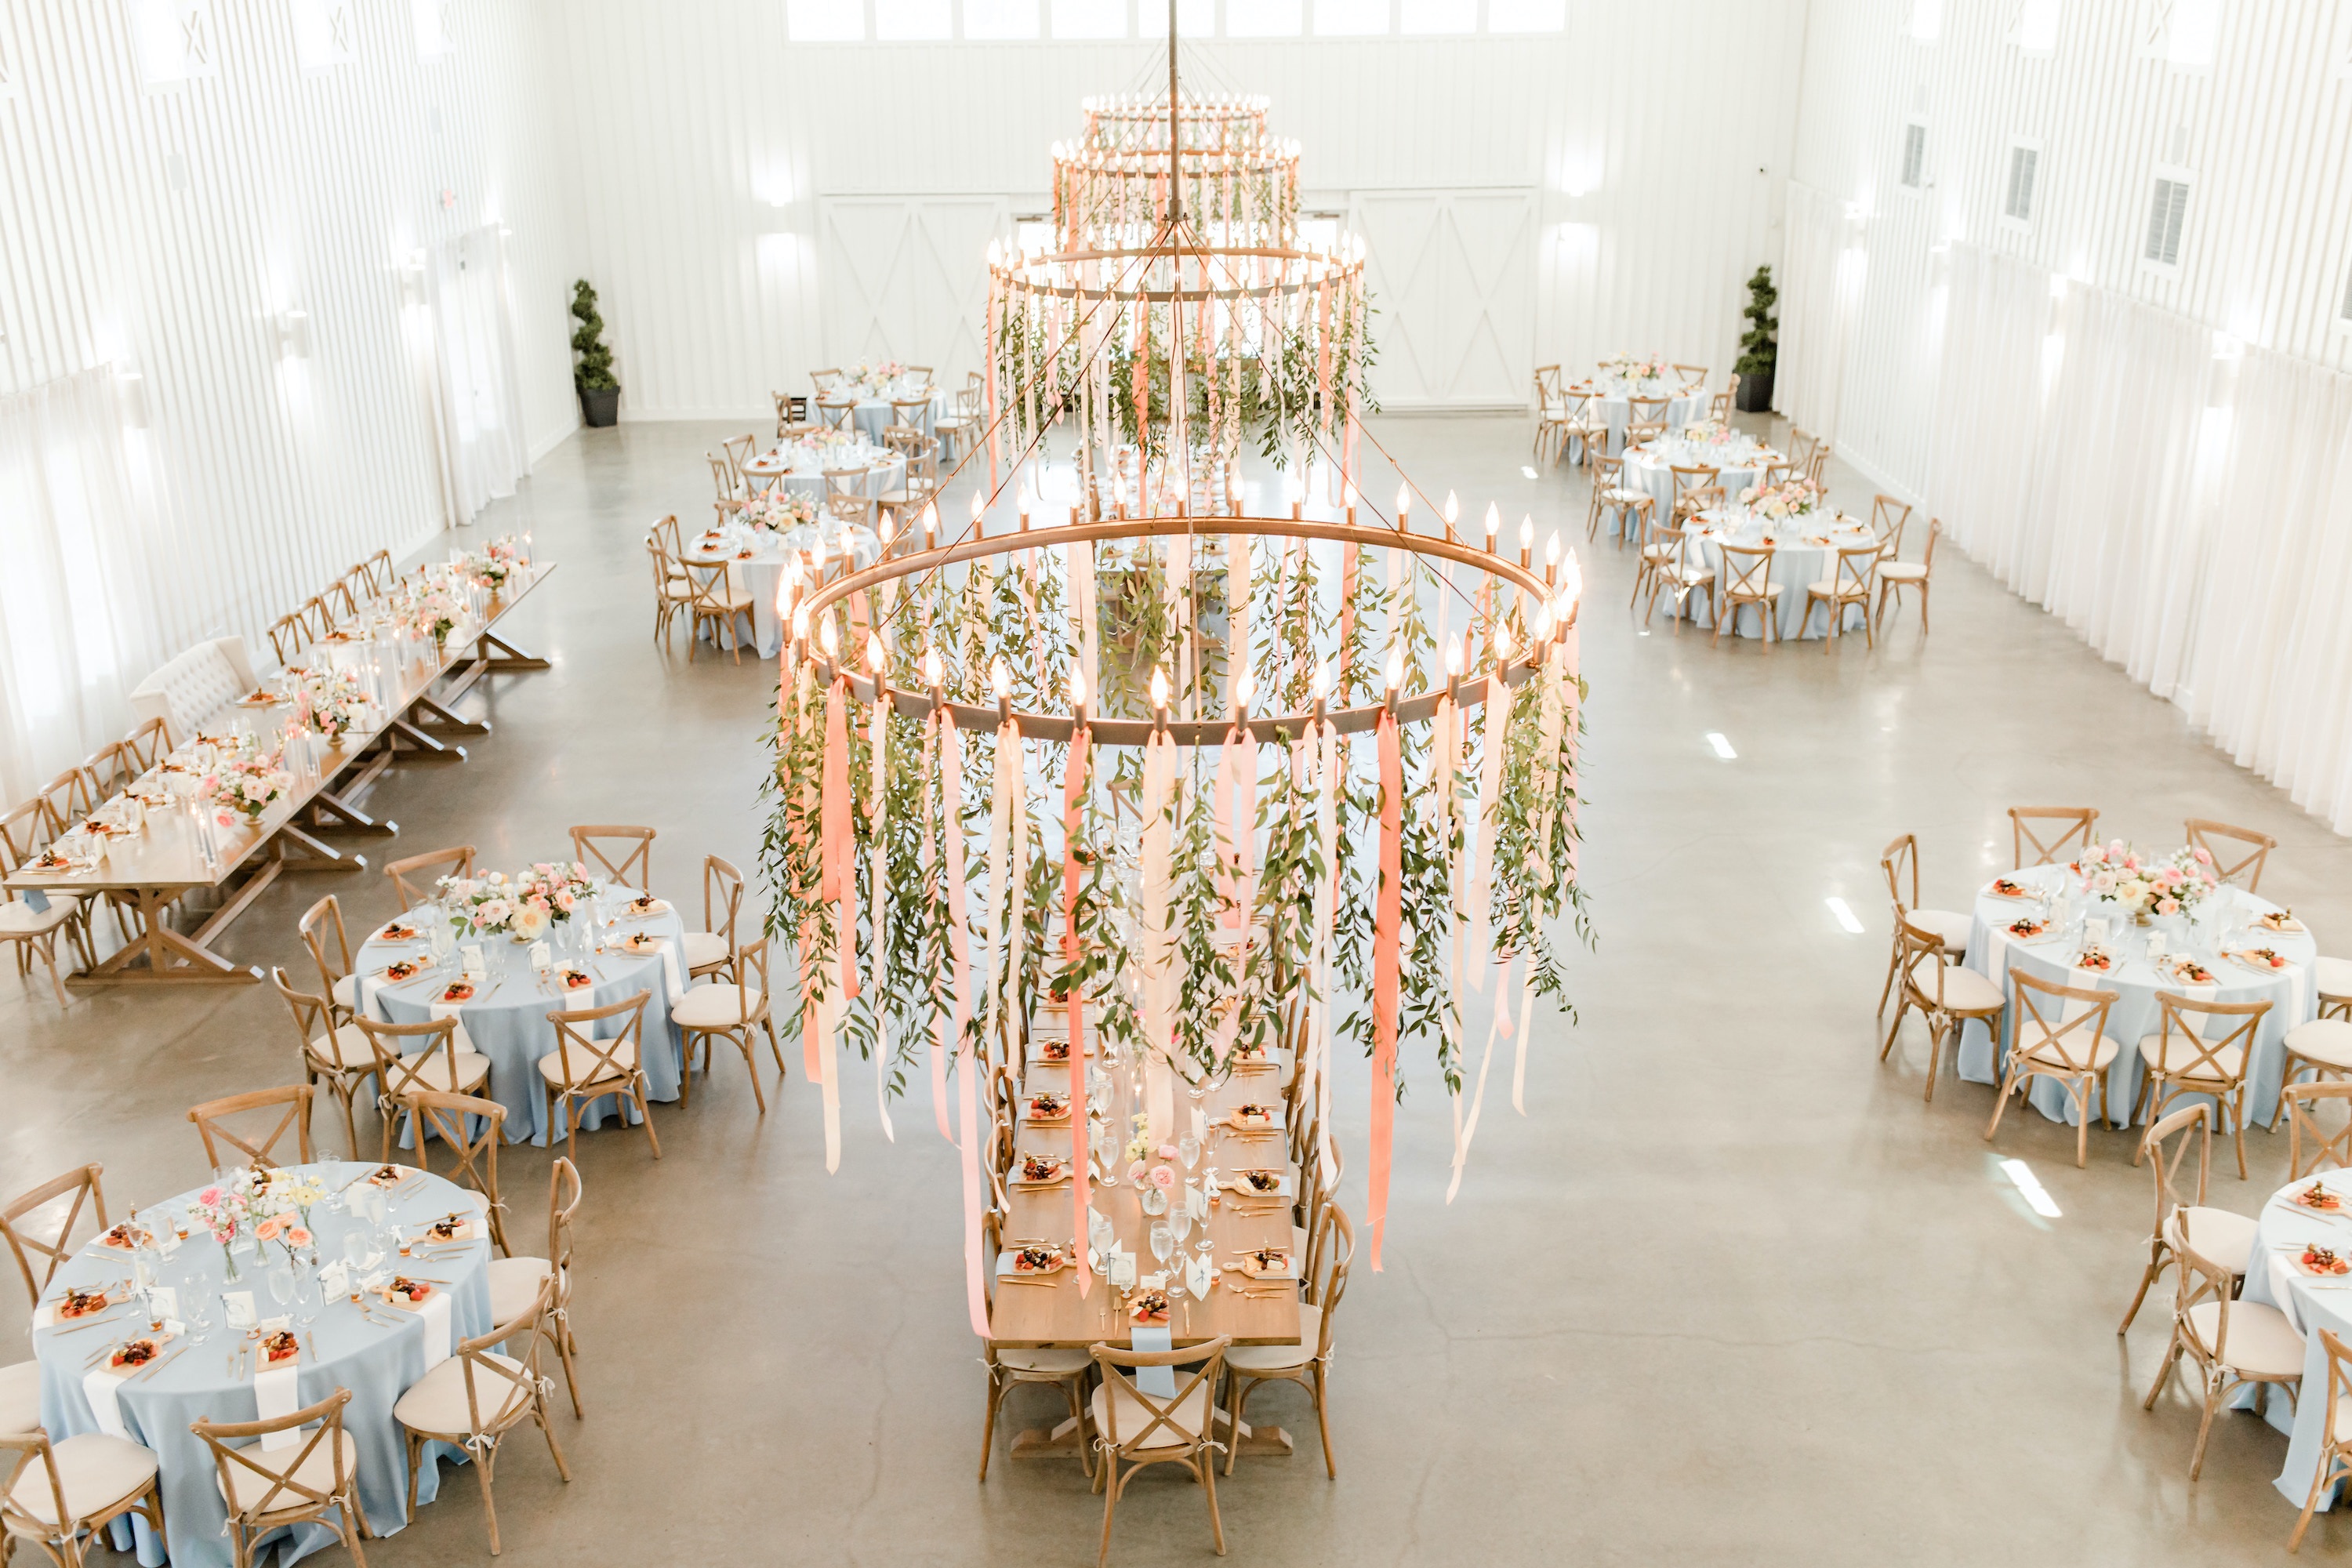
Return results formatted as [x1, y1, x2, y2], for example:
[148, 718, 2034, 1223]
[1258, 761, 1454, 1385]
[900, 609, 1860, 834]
[2, 565, 556, 985]
[991, 1031, 1306, 1461]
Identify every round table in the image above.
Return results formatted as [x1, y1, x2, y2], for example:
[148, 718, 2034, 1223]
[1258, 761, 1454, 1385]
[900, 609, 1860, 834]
[1675, 510, 1878, 640]
[810, 386, 937, 445]
[1955, 865, 2318, 1127]
[680, 520, 883, 659]
[741, 445, 906, 505]
[1571, 379, 1707, 455]
[2242, 1174, 2352, 1512]
[354, 894, 688, 1148]
[1621, 439, 1780, 524]
[32, 1163, 495, 1567]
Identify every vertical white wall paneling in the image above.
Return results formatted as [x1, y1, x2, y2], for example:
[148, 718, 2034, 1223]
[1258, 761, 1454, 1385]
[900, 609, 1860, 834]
[1350, 190, 1537, 409]
[0, 0, 587, 670]
[820, 198, 1012, 387]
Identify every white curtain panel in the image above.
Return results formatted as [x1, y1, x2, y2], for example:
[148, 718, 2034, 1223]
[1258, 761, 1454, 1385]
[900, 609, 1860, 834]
[1776, 182, 1856, 441]
[0, 367, 176, 802]
[2182, 351, 2352, 831]
[1929, 241, 2352, 834]
[426, 225, 528, 528]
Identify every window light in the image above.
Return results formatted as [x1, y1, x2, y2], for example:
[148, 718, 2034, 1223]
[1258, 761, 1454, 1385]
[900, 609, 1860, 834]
[1490, 0, 1567, 30]
[1399, 0, 1475, 34]
[964, 0, 1040, 39]
[1313, 0, 1388, 34]
[874, 0, 951, 39]
[1229, 0, 1302, 35]
[785, 0, 862, 41]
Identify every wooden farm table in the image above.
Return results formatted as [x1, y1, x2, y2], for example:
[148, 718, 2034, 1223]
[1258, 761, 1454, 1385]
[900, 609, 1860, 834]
[2, 566, 556, 985]
[991, 1030, 1304, 1462]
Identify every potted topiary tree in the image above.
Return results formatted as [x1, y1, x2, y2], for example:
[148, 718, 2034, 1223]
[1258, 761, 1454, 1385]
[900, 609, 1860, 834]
[570, 279, 620, 427]
[1734, 265, 1776, 412]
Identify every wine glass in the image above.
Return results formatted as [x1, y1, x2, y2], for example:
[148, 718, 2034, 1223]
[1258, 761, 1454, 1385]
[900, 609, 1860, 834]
[188, 1292, 215, 1345]
[1149, 1221, 1174, 1276]
[1169, 1203, 1193, 1250]
[267, 1263, 295, 1320]
[343, 1229, 373, 1273]
[293, 1266, 321, 1328]
[1178, 1134, 1200, 1172]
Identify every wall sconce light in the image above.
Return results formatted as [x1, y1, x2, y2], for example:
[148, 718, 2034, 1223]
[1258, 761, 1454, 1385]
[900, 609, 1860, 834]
[274, 308, 311, 360]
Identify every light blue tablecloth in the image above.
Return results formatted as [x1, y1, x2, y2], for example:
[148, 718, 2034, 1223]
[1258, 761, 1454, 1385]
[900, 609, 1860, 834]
[34, 1163, 495, 1568]
[1956, 866, 2316, 1128]
[682, 520, 884, 659]
[2241, 1178, 2352, 1511]
[848, 392, 935, 445]
[354, 894, 688, 1147]
[1668, 512, 1876, 641]
[1574, 382, 1706, 456]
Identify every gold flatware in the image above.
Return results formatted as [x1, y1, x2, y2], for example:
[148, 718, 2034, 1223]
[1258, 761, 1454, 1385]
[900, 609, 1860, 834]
[307, 1331, 320, 1360]
[136, 1345, 189, 1382]
[49, 1312, 130, 1335]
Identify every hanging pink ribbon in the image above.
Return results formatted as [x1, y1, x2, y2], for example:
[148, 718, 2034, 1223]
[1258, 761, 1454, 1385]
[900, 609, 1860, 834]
[921, 713, 952, 1142]
[823, 680, 858, 1006]
[1062, 726, 1092, 1297]
[938, 713, 987, 1338]
[1370, 708, 1403, 1272]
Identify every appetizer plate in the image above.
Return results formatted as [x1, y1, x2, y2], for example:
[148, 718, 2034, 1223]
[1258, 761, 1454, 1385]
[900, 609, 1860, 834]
[377, 1279, 437, 1311]
[1001, 1246, 1069, 1277]
[1224, 1171, 1290, 1199]
[107, 1331, 178, 1374]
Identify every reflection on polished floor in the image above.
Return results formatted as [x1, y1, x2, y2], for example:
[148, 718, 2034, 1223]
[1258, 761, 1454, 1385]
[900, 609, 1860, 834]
[7, 412, 2350, 1566]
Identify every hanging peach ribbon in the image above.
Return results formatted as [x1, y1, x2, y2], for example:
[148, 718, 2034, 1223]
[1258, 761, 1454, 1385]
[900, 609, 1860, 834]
[985, 285, 1001, 499]
[920, 713, 952, 1142]
[1316, 276, 1334, 443]
[1370, 707, 1402, 1272]
[1338, 542, 1360, 700]
[1563, 626, 1581, 880]
[982, 721, 1018, 1074]
[1138, 729, 1176, 1143]
[1311, 719, 1341, 1187]
[870, 690, 892, 1143]
[1062, 725, 1092, 1298]
[938, 714, 988, 1338]
[1131, 293, 1149, 461]
[818, 680, 850, 1171]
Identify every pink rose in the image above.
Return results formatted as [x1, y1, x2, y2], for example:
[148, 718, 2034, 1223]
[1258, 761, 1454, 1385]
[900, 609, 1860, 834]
[2192, 847, 2212, 864]
[1127, 1160, 1145, 1183]
[254, 1215, 281, 1241]
[215, 811, 235, 828]
[212, 1228, 234, 1244]
[197, 1187, 221, 1206]
[287, 1226, 313, 1247]
[2157, 898, 2180, 915]
[1149, 1164, 1175, 1191]
[1157, 1144, 1179, 1160]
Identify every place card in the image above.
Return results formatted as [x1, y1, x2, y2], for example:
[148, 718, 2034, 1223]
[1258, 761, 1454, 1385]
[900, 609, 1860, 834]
[144, 1286, 178, 1322]
[460, 943, 487, 980]
[260, 1314, 290, 1334]
[528, 940, 551, 970]
[223, 1291, 256, 1330]
[320, 1262, 349, 1298]
[1109, 1248, 1136, 1290]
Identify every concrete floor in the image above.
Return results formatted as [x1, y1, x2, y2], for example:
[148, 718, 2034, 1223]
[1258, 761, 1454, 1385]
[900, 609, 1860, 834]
[6, 410, 2351, 1566]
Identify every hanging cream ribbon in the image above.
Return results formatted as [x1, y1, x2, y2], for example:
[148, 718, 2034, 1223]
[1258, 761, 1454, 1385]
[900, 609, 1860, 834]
[1465, 664, 1515, 997]
[1062, 724, 1093, 1298]
[920, 713, 951, 1142]
[1138, 728, 1176, 1145]
[1369, 707, 1403, 1272]
[939, 714, 988, 1338]
[1448, 949, 1514, 1204]
[818, 679, 850, 1173]
[1001, 720, 1027, 1079]
[1312, 717, 1341, 1187]
[870, 689, 892, 1143]
[982, 724, 1018, 1078]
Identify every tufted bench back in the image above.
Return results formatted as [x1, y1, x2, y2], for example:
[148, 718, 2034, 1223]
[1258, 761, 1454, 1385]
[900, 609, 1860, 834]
[128, 635, 259, 739]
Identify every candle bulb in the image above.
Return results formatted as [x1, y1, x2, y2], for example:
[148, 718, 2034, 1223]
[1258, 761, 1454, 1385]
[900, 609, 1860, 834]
[1383, 644, 1404, 709]
[922, 501, 938, 549]
[866, 631, 887, 698]
[818, 615, 839, 665]
[1560, 548, 1584, 617]
[1443, 490, 1460, 543]
[970, 491, 986, 537]
[1396, 482, 1411, 530]
[1444, 636, 1462, 705]
[1310, 659, 1330, 728]
[1519, 515, 1534, 568]
[1344, 480, 1358, 528]
[1150, 665, 1171, 732]
[790, 602, 811, 659]
[878, 513, 896, 554]
[991, 656, 1012, 724]
[1483, 502, 1499, 553]
[924, 645, 945, 705]
[1069, 665, 1087, 728]
[1533, 599, 1555, 646]
[1234, 672, 1254, 728]
[1544, 530, 1561, 587]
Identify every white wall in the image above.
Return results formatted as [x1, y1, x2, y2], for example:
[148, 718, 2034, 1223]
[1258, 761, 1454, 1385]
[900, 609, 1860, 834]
[552, 0, 1807, 419]
[1785, 0, 2352, 498]
[0, 0, 586, 655]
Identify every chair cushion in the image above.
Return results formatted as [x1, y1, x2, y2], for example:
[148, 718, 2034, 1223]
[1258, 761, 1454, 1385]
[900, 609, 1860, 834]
[2136, 1033, 2247, 1084]
[0, 902, 71, 936]
[486, 1256, 552, 1327]
[2167, 1206, 2257, 1278]
[1878, 561, 1928, 582]
[308, 1026, 375, 1072]
[678, 931, 731, 971]
[1908, 908, 1972, 953]
[214, 1428, 358, 1516]
[1905, 958, 2005, 1013]
[996, 1346, 1091, 1376]
[4, 1432, 159, 1525]
[1225, 1303, 1324, 1373]
[673, 983, 764, 1029]
[2183, 1299, 2305, 1380]
[391, 1351, 533, 1436]
[2288, 1019, 2352, 1069]
[539, 1034, 643, 1087]
[2315, 956, 2352, 1001]
[2016, 1022, 2122, 1072]
[1090, 1372, 1212, 1453]
[387, 1050, 492, 1094]
[0, 1358, 39, 1437]
[330, 974, 358, 1012]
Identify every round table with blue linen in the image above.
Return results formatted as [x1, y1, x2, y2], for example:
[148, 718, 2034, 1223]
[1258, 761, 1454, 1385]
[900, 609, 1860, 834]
[2236, 1174, 2352, 1515]
[1572, 379, 1708, 456]
[1954, 864, 2317, 1128]
[353, 895, 688, 1148]
[31, 1163, 495, 1567]
[679, 518, 883, 659]
[1671, 510, 1878, 640]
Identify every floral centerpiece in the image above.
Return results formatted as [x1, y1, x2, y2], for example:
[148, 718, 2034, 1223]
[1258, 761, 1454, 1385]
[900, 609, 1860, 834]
[294, 668, 373, 743]
[192, 1165, 318, 1276]
[439, 862, 597, 941]
[1600, 352, 1673, 382]
[1679, 419, 1735, 445]
[741, 488, 819, 533]
[515, 861, 596, 932]
[1737, 475, 1825, 521]
[196, 751, 295, 826]
[849, 358, 908, 395]
[465, 538, 521, 594]
[2072, 840, 2220, 920]
[410, 584, 465, 650]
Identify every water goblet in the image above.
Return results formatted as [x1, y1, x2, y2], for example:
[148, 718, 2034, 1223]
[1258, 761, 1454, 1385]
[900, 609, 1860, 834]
[1169, 1205, 1193, 1249]
[266, 1263, 295, 1320]
[1179, 1134, 1201, 1171]
[1149, 1221, 1174, 1275]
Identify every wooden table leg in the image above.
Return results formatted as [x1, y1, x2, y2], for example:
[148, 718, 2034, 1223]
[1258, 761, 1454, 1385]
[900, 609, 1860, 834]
[409, 694, 489, 737]
[475, 630, 550, 671]
[383, 718, 466, 761]
[304, 787, 396, 837]
[1008, 1415, 1088, 1461]
[75, 888, 259, 985]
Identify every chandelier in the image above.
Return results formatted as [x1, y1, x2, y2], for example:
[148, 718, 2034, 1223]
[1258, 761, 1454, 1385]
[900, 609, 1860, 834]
[763, 62, 1588, 1320]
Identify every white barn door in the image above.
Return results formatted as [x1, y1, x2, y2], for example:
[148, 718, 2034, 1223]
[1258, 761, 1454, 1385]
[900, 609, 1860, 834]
[1348, 189, 1537, 411]
[818, 196, 1008, 387]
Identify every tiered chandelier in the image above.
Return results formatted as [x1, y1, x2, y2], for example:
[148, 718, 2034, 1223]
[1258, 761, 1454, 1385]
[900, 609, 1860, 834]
[763, 46, 1587, 1326]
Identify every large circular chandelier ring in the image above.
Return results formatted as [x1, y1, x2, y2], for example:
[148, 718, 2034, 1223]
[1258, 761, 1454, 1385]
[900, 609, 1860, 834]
[794, 511, 1580, 746]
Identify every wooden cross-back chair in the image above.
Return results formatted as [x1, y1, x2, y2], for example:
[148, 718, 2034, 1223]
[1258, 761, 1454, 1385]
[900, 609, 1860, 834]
[2141, 1235, 2305, 1482]
[720, 433, 754, 495]
[1584, 452, 1629, 542]
[1712, 542, 1782, 648]
[385, 844, 477, 909]
[191, 1386, 370, 1568]
[2, 1164, 107, 1308]
[2133, 992, 2269, 1180]
[1672, 362, 1708, 390]
[647, 536, 688, 650]
[299, 893, 358, 1024]
[350, 1014, 492, 1160]
[358, 548, 394, 596]
[1802, 543, 1883, 652]
[1987, 969, 2122, 1167]
[816, 398, 855, 433]
[391, 1270, 570, 1555]
[405, 1090, 512, 1257]
[810, 368, 843, 395]
[568, 825, 654, 889]
[539, 990, 660, 1161]
[1875, 517, 1940, 635]
[681, 561, 755, 664]
[80, 742, 136, 803]
[270, 965, 375, 1160]
[321, 576, 360, 626]
[674, 935, 781, 1114]
[1806, 439, 1833, 485]
[774, 390, 811, 439]
[0, 799, 89, 1004]
[34, 768, 98, 840]
[887, 397, 930, 434]
[2285, 1081, 2352, 1182]
[976, 1209, 1097, 1483]
[492, 1156, 586, 1418]
[121, 715, 174, 772]
[1635, 520, 1711, 630]
[1875, 833, 1969, 1014]
[1668, 464, 1719, 521]
[2118, 1102, 2257, 1336]
[2009, 807, 2099, 869]
[1224, 1203, 1353, 1479]
[1870, 494, 1913, 556]
[2183, 818, 2276, 893]
[1881, 916, 2006, 1102]
[1090, 1336, 1232, 1564]
[269, 613, 310, 670]
[0, 1428, 165, 1567]
[188, 1086, 317, 1172]
[1626, 394, 1668, 430]
[684, 855, 745, 981]
[2295, 1327, 2352, 1549]
[706, 453, 742, 521]
[934, 383, 980, 461]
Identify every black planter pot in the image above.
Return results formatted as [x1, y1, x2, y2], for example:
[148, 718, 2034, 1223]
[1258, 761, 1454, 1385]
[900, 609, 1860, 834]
[579, 387, 619, 428]
[1734, 371, 1773, 414]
